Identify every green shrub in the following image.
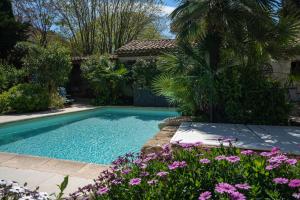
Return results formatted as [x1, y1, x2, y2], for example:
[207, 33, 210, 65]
[132, 59, 161, 89]
[0, 63, 26, 93]
[71, 144, 300, 199]
[81, 55, 128, 105]
[0, 83, 63, 113]
[218, 66, 291, 125]
[21, 42, 72, 92]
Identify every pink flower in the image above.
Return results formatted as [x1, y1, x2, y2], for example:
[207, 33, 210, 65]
[241, 150, 254, 155]
[268, 155, 288, 164]
[97, 187, 109, 195]
[230, 191, 246, 200]
[215, 183, 236, 194]
[129, 178, 141, 186]
[147, 179, 158, 185]
[226, 156, 240, 163]
[168, 161, 187, 170]
[140, 171, 149, 177]
[286, 159, 297, 165]
[198, 191, 212, 200]
[157, 171, 168, 177]
[260, 152, 273, 157]
[293, 193, 300, 199]
[121, 168, 131, 174]
[235, 183, 251, 190]
[266, 163, 280, 170]
[215, 155, 226, 161]
[289, 179, 300, 188]
[273, 178, 289, 184]
[199, 159, 211, 164]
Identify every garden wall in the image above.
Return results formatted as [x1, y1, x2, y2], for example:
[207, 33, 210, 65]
[133, 88, 170, 107]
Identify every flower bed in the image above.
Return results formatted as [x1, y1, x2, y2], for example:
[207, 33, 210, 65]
[70, 143, 300, 200]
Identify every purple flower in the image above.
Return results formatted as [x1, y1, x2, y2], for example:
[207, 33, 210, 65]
[121, 168, 132, 175]
[198, 191, 212, 200]
[268, 155, 288, 164]
[147, 179, 158, 185]
[215, 183, 236, 194]
[133, 159, 143, 164]
[260, 152, 273, 157]
[289, 179, 300, 188]
[286, 159, 297, 165]
[235, 183, 251, 190]
[168, 161, 187, 170]
[111, 179, 122, 185]
[179, 143, 195, 149]
[273, 178, 289, 184]
[266, 164, 280, 170]
[199, 158, 211, 164]
[230, 191, 246, 200]
[97, 187, 109, 195]
[271, 147, 280, 154]
[140, 171, 149, 177]
[241, 150, 254, 155]
[215, 155, 226, 161]
[226, 156, 240, 163]
[129, 178, 141, 186]
[157, 171, 169, 177]
[293, 193, 300, 199]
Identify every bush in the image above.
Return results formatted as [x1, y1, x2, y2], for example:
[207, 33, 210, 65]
[0, 83, 63, 113]
[70, 143, 300, 200]
[81, 55, 128, 105]
[21, 42, 72, 92]
[218, 66, 291, 125]
[0, 63, 25, 93]
[132, 59, 161, 89]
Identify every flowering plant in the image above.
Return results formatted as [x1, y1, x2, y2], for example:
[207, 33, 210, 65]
[0, 179, 50, 200]
[70, 144, 300, 200]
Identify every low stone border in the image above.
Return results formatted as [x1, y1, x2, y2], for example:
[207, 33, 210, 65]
[142, 116, 193, 154]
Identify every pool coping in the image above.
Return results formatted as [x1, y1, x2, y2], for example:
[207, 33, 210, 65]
[0, 151, 110, 179]
[0, 105, 178, 125]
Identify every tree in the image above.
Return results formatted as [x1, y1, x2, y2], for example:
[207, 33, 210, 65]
[52, 0, 163, 55]
[0, 0, 28, 60]
[81, 55, 128, 104]
[12, 0, 56, 47]
[22, 42, 72, 93]
[170, 0, 300, 121]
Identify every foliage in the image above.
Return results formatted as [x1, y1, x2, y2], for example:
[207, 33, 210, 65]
[153, 47, 215, 117]
[132, 59, 161, 89]
[22, 42, 72, 92]
[0, 83, 63, 114]
[70, 143, 300, 200]
[81, 55, 128, 105]
[51, 0, 163, 55]
[0, 0, 29, 59]
[55, 176, 69, 200]
[218, 66, 291, 125]
[0, 63, 26, 93]
[12, 0, 56, 47]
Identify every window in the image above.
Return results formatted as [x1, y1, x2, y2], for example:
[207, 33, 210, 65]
[291, 61, 300, 76]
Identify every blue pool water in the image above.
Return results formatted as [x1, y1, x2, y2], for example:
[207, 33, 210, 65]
[0, 108, 178, 164]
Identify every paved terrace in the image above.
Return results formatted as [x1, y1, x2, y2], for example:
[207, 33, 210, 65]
[171, 123, 300, 155]
[0, 152, 109, 195]
[0, 104, 95, 124]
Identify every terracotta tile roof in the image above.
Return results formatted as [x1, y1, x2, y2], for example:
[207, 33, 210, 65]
[115, 39, 177, 56]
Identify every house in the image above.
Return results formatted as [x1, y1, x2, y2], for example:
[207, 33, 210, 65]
[114, 39, 300, 102]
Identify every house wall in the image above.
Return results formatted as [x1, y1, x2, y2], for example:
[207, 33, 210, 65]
[271, 56, 300, 102]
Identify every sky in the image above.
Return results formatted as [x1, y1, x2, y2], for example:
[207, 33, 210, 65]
[161, 0, 178, 38]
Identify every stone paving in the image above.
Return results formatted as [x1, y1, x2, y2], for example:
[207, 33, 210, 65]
[0, 104, 96, 124]
[0, 152, 109, 195]
[171, 123, 300, 155]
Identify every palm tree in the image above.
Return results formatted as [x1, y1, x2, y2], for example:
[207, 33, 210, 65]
[170, 0, 300, 71]
[154, 0, 300, 121]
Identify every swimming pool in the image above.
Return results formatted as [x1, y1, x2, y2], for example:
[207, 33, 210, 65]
[0, 107, 178, 164]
